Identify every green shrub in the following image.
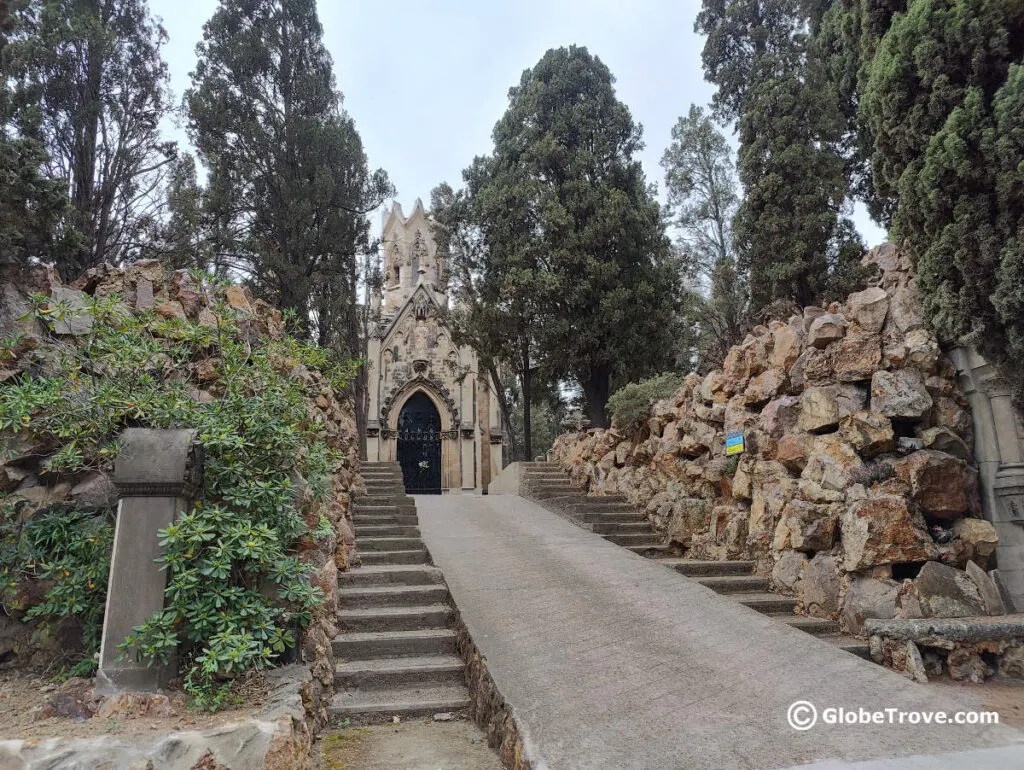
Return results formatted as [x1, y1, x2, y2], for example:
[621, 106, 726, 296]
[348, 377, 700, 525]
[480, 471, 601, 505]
[606, 372, 685, 432]
[0, 501, 113, 675]
[0, 273, 356, 704]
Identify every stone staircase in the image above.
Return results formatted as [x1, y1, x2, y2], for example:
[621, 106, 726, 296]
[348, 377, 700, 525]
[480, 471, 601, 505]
[521, 462, 869, 660]
[330, 461, 471, 723]
[520, 463, 675, 557]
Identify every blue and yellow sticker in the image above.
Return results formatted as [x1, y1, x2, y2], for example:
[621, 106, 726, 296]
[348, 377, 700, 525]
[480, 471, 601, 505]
[725, 431, 745, 456]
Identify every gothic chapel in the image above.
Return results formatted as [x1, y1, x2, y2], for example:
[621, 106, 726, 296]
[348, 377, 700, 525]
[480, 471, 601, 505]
[365, 200, 504, 493]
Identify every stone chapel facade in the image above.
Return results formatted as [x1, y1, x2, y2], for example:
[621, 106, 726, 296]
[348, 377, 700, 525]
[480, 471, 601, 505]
[365, 200, 504, 493]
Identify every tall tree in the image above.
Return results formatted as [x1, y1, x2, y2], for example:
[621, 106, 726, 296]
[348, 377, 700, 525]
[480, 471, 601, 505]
[0, 2, 76, 272]
[661, 104, 747, 368]
[188, 0, 392, 450]
[187, 0, 391, 340]
[157, 152, 205, 270]
[696, 0, 864, 311]
[817, 0, 908, 217]
[5, 0, 174, 280]
[431, 177, 542, 459]
[661, 105, 738, 278]
[487, 46, 679, 427]
[861, 0, 1024, 399]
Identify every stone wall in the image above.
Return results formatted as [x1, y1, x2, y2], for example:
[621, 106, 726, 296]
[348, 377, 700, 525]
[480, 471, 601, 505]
[551, 245, 1009, 636]
[0, 260, 360, 742]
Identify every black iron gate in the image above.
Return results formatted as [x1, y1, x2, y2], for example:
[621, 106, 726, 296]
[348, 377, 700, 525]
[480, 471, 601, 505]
[397, 393, 442, 494]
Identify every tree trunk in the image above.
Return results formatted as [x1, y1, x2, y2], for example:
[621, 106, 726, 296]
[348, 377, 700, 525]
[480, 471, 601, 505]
[68, 5, 103, 280]
[582, 364, 612, 428]
[522, 340, 533, 461]
[483, 360, 518, 464]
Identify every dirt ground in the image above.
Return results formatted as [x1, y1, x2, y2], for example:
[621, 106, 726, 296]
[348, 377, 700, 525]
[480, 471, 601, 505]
[320, 720, 502, 770]
[0, 668, 268, 741]
[926, 676, 1024, 729]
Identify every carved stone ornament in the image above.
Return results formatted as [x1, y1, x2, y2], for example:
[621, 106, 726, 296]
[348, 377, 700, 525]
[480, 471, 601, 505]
[413, 294, 430, 320]
[380, 376, 459, 428]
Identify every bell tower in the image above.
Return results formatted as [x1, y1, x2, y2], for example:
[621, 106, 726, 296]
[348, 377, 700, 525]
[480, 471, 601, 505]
[379, 199, 446, 314]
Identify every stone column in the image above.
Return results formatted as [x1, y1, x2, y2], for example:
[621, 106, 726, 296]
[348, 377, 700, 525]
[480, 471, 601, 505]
[948, 346, 1024, 609]
[96, 429, 203, 694]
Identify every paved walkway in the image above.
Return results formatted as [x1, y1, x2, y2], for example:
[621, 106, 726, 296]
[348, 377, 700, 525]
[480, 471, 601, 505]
[415, 494, 1024, 770]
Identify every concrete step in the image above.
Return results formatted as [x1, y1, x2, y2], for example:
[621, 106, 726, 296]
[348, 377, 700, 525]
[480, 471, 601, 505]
[778, 615, 840, 636]
[820, 634, 872, 660]
[329, 684, 470, 721]
[339, 604, 452, 633]
[352, 514, 420, 526]
[362, 463, 401, 469]
[695, 575, 769, 594]
[625, 544, 674, 556]
[357, 536, 423, 552]
[338, 564, 444, 587]
[590, 521, 653, 535]
[364, 484, 407, 493]
[564, 500, 635, 513]
[664, 559, 757, 577]
[353, 503, 417, 514]
[354, 524, 421, 537]
[332, 628, 458, 659]
[732, 592, 799, 614]
[578, 511, 647, 524]
[339, 581, 448, 606]
[529, 486, 582, 499]
[338, 584, 450, 609]
[336, 654, 465, 689]
[354, 495, 415, 507]
[604, 533, 662, 547]
[359, 549, 429, 566]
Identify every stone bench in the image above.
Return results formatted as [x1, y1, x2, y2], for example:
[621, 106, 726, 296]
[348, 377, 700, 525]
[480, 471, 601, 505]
[864, 615, 1024, 683]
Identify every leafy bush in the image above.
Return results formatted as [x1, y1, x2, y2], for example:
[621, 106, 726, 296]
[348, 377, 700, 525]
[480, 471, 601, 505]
[606, 372, 685, 432]
[0, 272, 355, 704]
[0, 501, 113, 675]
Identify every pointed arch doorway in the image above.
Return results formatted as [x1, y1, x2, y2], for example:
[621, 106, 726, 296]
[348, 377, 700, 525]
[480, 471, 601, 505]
[397, 391, 442, 494]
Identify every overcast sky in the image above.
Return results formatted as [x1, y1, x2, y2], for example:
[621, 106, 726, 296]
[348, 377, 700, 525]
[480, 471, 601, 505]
[155, 0, 886, 245]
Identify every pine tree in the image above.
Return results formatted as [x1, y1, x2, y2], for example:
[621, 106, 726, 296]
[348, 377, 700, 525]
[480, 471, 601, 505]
[661, 104, 747, 368]
[817, 0, 908, 218]
[431, 171, 548, 460]
[861, 0, 1024, 399]
[5, 0, 174, 279]
[188, 0, 391, 336]
[696, 0, 864, 311]
[0, 1, 76, 272]
[157, 153, 205, 270]
[661, 105, 738, 278]
[453, 46, 679, 428]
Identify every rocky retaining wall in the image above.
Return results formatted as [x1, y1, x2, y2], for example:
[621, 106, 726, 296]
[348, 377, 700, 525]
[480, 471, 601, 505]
[864, 617, 1024, 683]
[451, 604, 535, 770]
[0, 259, 362, 746]
[552, 245, 1012, 647]
[0, 666, 318, 769]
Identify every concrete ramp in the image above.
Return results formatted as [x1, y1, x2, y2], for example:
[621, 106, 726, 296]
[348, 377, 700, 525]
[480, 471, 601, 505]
[415, 494, 1024, 770]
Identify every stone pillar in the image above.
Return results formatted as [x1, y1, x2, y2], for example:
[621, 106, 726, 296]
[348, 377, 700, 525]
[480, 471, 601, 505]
[948, 346, 1024, 609]
[96, 429, 203, 694]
